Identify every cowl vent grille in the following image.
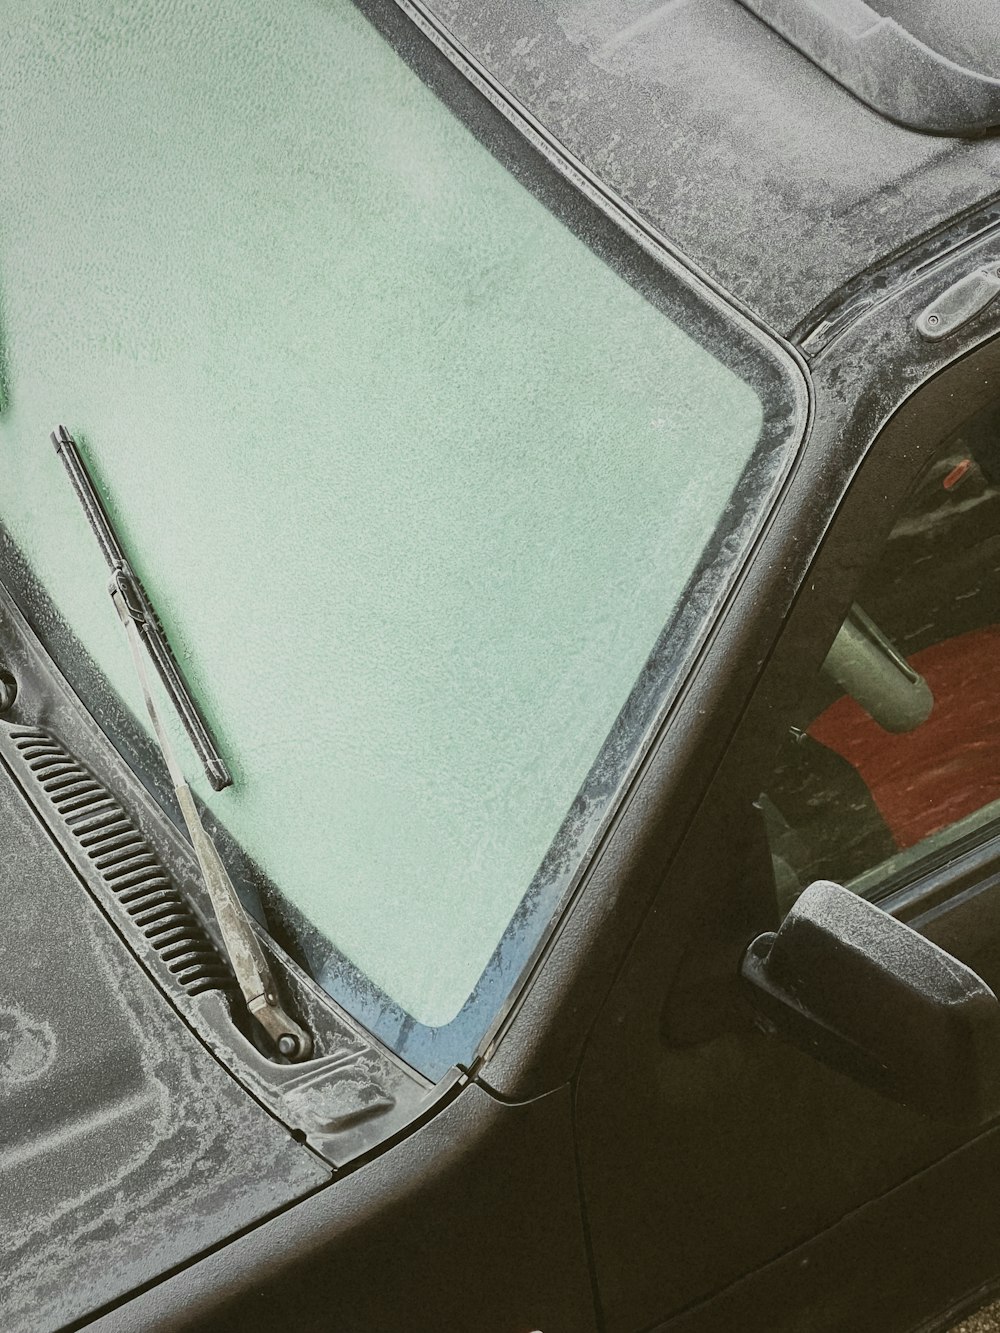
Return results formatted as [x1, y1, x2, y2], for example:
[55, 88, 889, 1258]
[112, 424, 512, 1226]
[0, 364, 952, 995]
[11, 727, 230, 996]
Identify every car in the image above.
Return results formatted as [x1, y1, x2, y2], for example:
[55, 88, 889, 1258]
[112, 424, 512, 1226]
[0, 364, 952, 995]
[5, 1, 1000, 1330]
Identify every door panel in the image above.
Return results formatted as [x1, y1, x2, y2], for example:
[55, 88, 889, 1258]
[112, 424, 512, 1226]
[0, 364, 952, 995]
[651, 1120, 1000, 1333]
[574, 339, 1000, 1331]
[573, 787, 968, 1329]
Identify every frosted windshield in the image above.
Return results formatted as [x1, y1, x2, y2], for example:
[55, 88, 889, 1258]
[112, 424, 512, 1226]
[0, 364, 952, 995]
[2, 0, 766, 1035]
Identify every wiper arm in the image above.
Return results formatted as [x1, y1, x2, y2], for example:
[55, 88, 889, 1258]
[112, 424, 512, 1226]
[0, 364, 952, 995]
[118, 594, 312, 1060]
[52, 424, 231, 791]
[53, 426, 312, 1061]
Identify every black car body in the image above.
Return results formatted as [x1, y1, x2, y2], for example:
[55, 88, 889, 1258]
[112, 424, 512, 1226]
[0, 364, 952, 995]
[7, 3, 1000, 1331]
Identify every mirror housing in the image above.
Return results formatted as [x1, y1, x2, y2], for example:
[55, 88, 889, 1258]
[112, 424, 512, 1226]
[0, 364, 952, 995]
[742, 881, 1000, 1122]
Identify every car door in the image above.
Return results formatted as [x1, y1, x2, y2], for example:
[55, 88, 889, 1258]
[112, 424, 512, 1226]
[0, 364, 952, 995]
[573, 246, 1000, 1333]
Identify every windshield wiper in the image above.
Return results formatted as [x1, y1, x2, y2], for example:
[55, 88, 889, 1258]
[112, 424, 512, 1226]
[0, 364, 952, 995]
[53, 425, 312, 1061]
[52, 424, 231, 791]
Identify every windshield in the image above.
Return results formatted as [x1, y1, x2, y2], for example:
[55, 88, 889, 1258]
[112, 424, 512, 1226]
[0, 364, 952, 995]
[1, 0, 803, 1075]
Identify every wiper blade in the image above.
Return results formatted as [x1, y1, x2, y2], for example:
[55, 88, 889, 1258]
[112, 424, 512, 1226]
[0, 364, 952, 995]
[52, 424, 231, 791]
[53, 425, 312, 1061]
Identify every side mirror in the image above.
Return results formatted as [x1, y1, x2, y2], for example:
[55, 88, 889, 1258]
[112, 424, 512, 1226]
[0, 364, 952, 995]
[741, 881, 1000, 1122]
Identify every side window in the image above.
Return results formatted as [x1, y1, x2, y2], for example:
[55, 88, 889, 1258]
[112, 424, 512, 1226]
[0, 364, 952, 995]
[760, 397, 1000, 914]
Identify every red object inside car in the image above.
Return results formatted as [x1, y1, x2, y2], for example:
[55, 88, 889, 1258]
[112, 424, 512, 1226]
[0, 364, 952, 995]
[810, 626, 1000, 848]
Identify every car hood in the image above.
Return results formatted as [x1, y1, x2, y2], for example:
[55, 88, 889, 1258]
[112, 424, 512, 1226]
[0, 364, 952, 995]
[0, 753, 330, 1333]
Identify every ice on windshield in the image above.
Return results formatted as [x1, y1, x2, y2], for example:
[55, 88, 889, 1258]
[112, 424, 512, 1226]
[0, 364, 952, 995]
[1, 0, 763, 1029]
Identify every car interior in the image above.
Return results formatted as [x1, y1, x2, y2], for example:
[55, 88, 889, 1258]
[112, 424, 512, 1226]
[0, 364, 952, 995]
[761, 396, 1000, 913]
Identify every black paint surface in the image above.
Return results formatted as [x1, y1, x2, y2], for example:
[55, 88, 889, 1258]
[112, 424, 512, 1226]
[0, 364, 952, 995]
[0, 772, 330, 1332]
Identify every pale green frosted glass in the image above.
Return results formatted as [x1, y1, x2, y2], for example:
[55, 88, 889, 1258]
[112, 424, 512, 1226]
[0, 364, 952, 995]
[0, 0, 762, 1026]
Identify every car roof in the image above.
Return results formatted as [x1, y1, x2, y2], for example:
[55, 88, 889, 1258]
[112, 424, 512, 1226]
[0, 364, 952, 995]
[429, 0, 1000, 336]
